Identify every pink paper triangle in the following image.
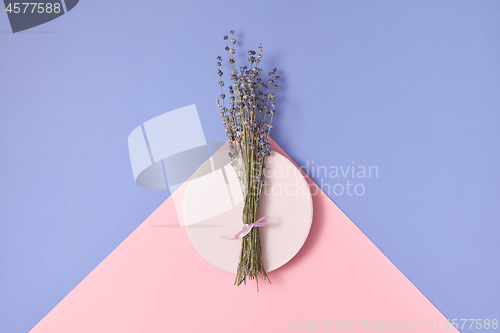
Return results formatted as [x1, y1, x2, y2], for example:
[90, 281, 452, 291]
[30, 141, 456, 332]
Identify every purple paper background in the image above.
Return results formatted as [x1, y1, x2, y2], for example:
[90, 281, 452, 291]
[1, 1, 499, 332]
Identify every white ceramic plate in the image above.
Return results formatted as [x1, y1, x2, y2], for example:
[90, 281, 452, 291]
[183, 150, 313, 273]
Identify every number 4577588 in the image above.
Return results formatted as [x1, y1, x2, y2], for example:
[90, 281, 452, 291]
[5, 3, 61, 14]
[445, 319, 498, 330]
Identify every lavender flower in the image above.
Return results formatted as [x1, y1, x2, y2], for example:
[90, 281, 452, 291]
[216, 30, 279, 290]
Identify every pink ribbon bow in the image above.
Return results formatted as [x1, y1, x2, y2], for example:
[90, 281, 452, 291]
[221, 216, 270, 240]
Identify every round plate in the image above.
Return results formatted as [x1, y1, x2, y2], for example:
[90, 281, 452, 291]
[183, 150, 313, 273]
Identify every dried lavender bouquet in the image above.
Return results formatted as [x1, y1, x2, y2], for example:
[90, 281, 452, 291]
[216, 30, 279, 289]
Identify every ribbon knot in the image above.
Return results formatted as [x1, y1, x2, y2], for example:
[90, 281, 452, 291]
[221, 216, 270, 240]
